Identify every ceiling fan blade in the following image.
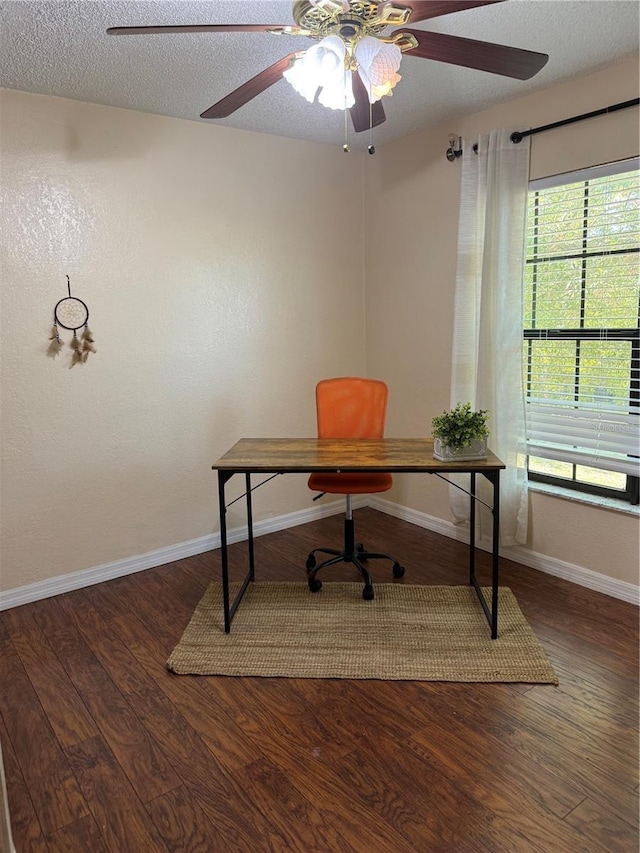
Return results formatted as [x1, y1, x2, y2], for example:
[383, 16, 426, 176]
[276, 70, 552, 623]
[400, 29, 548, 79]
[383, 1, 505, 25]
[107, 24, 304, 36]
[350, 74, 386, 133]
[200, 53, 300, 119]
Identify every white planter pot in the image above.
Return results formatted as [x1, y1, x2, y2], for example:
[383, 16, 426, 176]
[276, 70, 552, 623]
[433, 437, 488, 462]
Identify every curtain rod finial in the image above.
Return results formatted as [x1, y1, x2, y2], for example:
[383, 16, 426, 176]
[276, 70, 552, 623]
[446, 135, 462, 161]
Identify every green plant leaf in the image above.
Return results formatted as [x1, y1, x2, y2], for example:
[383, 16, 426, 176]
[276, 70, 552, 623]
[431, 402, 489, 451]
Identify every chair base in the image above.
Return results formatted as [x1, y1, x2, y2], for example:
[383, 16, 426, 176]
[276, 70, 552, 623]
[306, 516, 405, 600]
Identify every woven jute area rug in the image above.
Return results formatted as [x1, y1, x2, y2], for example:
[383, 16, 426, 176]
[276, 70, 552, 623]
[167, 582, 557, 683]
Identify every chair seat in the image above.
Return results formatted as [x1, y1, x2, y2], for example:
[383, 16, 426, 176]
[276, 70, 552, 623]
[308, 472, 393, 495]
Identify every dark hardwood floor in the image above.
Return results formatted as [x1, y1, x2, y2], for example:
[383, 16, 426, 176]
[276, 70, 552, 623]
[1, 508, 638, 852]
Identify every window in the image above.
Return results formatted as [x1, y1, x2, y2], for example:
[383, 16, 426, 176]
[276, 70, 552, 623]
[524, 159, 640, 504]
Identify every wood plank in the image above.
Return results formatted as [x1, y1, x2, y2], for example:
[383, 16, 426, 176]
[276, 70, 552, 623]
[11, 627, 97, 749]
[518, 595, 639, 668]
[542, 664, 639, 729]
[0, 637, 88, 834]
[45, 814, 110, 853]
[236, 757, 356, 852]
[524, 679, 638, 763]
[112, 569, 199, 647]
[0, 714, 48, 852]
[388, 679, 609, 817]
[564, 797, 639, 853]
[472, 681, 637, 788]
[64, 736, 170, 853]
[543, 639, 639, 704]
[333, 731, 540, 853]
[432, 680, 639, 830]
[231, 677, 363, 764]
[408, 726, 608, 853]
[31, 595, 180, 804]
[110, 612, 259, 772]
[258, 738, 419, 853]
[145, 785, 227, 852]
[0, 615, 10, 642]
[0, 600, 45, 640]
[72, 609, 287, 850]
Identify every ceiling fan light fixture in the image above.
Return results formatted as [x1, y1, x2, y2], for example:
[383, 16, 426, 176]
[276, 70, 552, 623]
[283, 34, 355, 109]
[284, 32, 402, 112]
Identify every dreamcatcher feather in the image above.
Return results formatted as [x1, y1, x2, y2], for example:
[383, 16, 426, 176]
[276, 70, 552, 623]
[48, 275, 96, 367]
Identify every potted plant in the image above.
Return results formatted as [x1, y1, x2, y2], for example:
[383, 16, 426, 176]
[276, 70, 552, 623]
[431, 401, 490, 461]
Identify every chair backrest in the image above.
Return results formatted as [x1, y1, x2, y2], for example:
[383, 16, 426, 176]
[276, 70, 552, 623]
[315, 377, 388, 439]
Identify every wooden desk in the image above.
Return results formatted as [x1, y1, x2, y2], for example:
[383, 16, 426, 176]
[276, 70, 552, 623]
[212, 438, 505, 637]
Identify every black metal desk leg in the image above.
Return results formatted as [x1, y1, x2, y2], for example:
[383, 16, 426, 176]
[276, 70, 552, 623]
[245, 473, 255, 582]
[218, 471, 232, 633]
[468, 469, 501, 639]
[491, 470, 500, 639]
[469, 471, 476, 586]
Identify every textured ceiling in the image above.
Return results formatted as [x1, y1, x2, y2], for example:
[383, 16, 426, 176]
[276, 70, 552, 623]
[1, 0, 638, 150]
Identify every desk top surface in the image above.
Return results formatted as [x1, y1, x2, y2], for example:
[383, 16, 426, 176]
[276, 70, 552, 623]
[212, 438, 505, 473]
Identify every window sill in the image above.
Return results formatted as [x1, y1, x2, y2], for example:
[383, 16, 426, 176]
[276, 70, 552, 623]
[529, 481, 640, 516]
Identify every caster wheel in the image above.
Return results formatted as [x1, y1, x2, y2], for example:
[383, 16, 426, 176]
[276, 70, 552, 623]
[393, 563, 405, 578]
[363, 585, 374, 601]
[306, 554, 316, 571]
[356, 543, 368, 561]
[308, 578, 322, 593]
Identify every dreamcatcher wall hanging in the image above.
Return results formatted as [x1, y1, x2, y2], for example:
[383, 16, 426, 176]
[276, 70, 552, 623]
[47, 275, 96, 366]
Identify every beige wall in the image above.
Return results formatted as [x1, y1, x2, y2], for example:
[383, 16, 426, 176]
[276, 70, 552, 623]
[0, 89, 367, 593]
[365, 57, 639, 587]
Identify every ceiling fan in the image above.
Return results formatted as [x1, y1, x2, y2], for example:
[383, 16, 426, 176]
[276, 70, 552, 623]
[107, 0, 549, 137]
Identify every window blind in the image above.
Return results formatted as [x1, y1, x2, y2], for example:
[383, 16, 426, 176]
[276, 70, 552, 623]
[524, 160, 640, 477]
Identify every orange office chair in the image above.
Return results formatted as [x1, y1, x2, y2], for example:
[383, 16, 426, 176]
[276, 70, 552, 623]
[306, 377, 405, 600]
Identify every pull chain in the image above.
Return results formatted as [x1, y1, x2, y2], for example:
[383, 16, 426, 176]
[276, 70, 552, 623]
[368, 101, 375, 155]
[343, 65, 350, 153]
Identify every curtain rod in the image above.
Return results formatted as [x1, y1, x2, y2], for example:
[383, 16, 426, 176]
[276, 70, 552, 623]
[446, 98, 640, 160]
[509, 97, 640, 144]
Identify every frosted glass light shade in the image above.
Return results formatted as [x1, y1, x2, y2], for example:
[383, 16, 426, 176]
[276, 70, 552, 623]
[355, 36, 402, 103]
[283, 35, 354, 110]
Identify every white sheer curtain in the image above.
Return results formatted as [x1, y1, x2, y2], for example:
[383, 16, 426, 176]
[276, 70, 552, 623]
[449, 128, 530, 546]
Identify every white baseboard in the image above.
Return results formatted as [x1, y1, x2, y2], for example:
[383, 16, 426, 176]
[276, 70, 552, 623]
[0, 497, 362, 611]
[369, 496, 640, 605]
[2, 494, 637, 610]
